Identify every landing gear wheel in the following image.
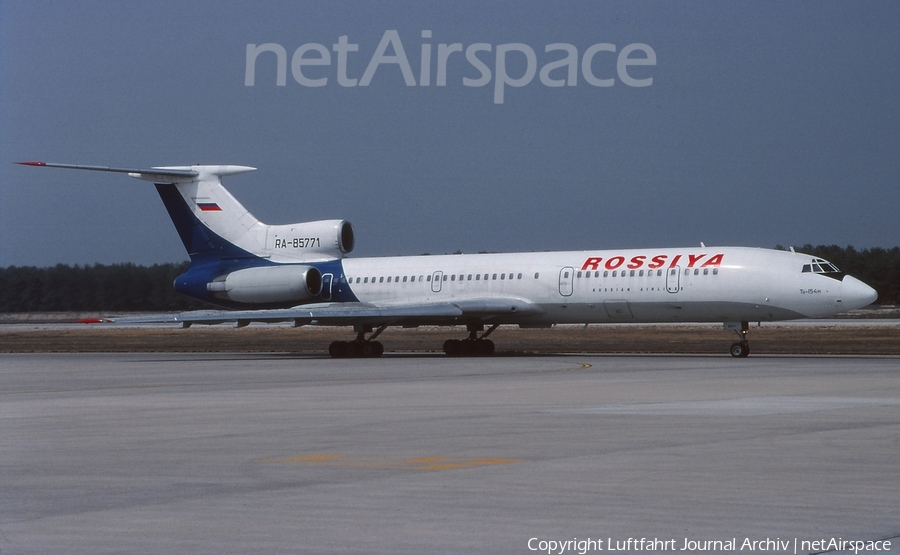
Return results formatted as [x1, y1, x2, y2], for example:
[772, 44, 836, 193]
[371, 341, 384, 357]
[329, 341, 349, 358]
[361, 341, 384, 358]
[329, 325, 388, 358]
[330, 340, 384, 358]
[443, 339, 462, 356]
[444, 338, 494, 357]
[730, 342, 750, 358]
[476, 339, 495, 356]
[345, 341, 361, 358]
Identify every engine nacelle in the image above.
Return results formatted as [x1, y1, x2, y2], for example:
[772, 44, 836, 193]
[207, 265, 322, 304]
[266, 219, 354, 260]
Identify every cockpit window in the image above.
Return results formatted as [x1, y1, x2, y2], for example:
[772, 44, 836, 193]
[801, 258, 841, 275]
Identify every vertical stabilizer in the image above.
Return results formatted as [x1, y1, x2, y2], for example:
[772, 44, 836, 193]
[19, 162, 269, 263]
[134, 166, 268, 259]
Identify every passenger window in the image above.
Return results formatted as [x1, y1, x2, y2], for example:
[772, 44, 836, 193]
[518, 273, 523, 279]
[468, 274, 472, 280]
[501, 273, 506, 280]
[387, 276, 392, 283]
[639, 270, 644, 276]
[493, 274, 498, 280]
[703, 269, 708, 275]
[603, 271, 608, 277]
[443, 275, 448, 281]
[427, 275, 431, 282]
[576, 271, 582, 278]
[403, 276, 408, 282]
[476, 274, 481, 280]
[630, 270, 635, 277]
[364, 277, 368, 283]
[379, 277, 384, 283]
[534, 273, 539, 279]
[451, 275, 455, 281]
[713, 269, 718, 275]
[693, 269, 699, 275]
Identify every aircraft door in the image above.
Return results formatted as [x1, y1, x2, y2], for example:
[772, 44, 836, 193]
[321, 273, 334, 300]
[559, 267, 574, 297]
[431, 271, 443, 293]
[666, 266, 680, 294]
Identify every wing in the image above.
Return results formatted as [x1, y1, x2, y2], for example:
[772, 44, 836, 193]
[113, 298, 543, 328]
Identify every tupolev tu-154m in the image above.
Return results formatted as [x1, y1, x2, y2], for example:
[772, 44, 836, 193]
[20, 162, 878, 358]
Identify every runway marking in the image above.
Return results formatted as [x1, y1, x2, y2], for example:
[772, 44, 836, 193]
[260, 453, 524, 471]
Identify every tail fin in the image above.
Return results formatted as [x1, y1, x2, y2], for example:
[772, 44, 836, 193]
[20, 162, 353, 266]
[136, 166, 267, 261]
[20, 162, 266, 262]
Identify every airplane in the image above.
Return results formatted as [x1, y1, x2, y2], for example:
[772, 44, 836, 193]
[19, 161, 878, 358]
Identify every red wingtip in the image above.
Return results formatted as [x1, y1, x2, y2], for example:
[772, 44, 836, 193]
[18, 161, 47, 166]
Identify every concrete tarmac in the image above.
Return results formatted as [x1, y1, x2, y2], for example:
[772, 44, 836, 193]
[2, 353, 899, 554]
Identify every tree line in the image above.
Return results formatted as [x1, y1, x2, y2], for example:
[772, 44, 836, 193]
[1, 245, 898, 312]
[0, 262, 206, 312]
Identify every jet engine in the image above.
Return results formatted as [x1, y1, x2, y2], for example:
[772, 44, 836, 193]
[207, 265, 322, 304]
[266, 219, 354, 260]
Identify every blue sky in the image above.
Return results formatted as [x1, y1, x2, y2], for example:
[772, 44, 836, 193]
[2, 1, 898, 267]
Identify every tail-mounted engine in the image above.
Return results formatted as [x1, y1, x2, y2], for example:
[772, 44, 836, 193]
[207, 265, 322, 304]
[266, 219, 354, 261]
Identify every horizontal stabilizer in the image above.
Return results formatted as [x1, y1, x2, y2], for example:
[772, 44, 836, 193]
[18, 162, 257, 183]
[18, 161, 199, 181]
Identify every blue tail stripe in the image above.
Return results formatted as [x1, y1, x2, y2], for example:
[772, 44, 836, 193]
[154, 184, 258, 262]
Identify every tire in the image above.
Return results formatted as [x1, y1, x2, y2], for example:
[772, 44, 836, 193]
[730, 342, 749, 358]
[329, 341, 348, 358]
[345, 341, 361, 358]
[459, 339, 476, 356]
[361, 341, 384, 358]
[371, 341, 384, 357]
[476, 339, 495, 356]
[443, 339, 461, 356]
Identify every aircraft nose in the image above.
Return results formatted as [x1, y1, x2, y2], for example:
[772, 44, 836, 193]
[841, 275, 878, 310]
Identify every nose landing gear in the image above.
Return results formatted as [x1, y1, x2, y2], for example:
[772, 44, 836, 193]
[726, 321, 751, 358]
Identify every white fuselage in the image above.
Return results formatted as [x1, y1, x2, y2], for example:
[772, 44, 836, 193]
[339, 246, 873, 325]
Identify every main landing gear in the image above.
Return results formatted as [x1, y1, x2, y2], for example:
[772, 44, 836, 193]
[443, 324, 498, 357]
[727, 321, 751, 358]
[328, 325, 386, 358]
